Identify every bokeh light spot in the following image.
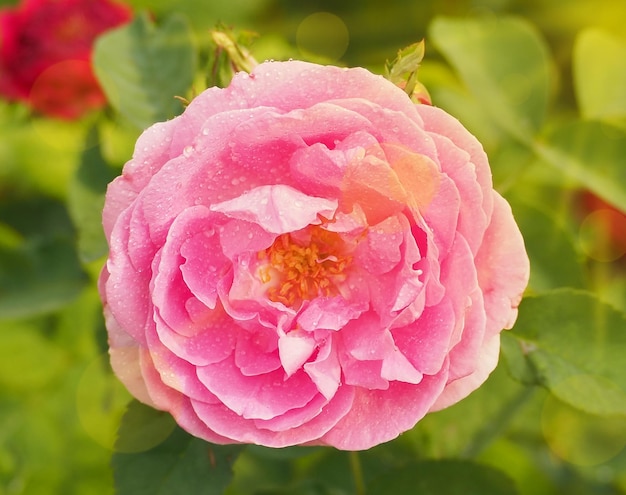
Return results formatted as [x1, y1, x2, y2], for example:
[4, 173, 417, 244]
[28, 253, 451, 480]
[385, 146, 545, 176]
[579, 208, 626, 262]
[296, 12, 349, 62]
[542, 388, 626, 466]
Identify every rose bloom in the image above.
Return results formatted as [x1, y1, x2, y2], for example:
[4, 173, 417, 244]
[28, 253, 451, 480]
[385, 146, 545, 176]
[99, 61, 529, 450]
[0, 0, 131, 119]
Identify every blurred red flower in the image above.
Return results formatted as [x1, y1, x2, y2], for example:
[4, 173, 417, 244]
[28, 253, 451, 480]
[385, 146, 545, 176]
[579, 191, 626, 262]
[0, 0, 132, 119]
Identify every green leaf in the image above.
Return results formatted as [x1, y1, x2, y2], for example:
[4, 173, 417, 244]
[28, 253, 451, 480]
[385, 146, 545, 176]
[573, 28, 626, 120]
[115, 400, 177, 454]
[429, 16, 552, 142]
[112, 425, 244, 495]
[68, 128, 117, 263]
[368, 460, 519, 495]
[93, 13, 197, 129]
[508, 200, 585, 292]
[538, 120, 626, 213]
[505, 289, 626, 416]
[0, 198, 87, 318]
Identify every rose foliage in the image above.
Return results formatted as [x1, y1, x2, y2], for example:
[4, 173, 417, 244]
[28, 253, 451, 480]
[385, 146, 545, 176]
[0, 0, 131, 119]
[99, 61, 529, 450]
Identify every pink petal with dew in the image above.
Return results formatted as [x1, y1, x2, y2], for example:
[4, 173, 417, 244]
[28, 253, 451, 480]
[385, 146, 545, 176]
[297, 296, 367, 332]
[210, 184, 337, 235]
[437, 233, 481, 350]
[102, 120, 179, 238]
[278, 330, 317, 377]
[324, 203, 368, 235]
[320, 364, 449, 450]
[253, 392, 330, 432]
[380, 348, 423, 384]
[145, 323, 222, 404]
[228, 102, 373, 153]
[168, 86, 250, 157]
[153, 305, 237, 367]
[334, 98, 438, 159]
[237, 61, 424, 119]
[103, 207, 151, 346]
[417, 104, 494, 220]
[289, 143, 346, 198]
[197, 354, 319, 420]
[475, 193, 530, 337]
[419, 173, 460, 260]
[445, 288, 488, 383]
[190, 382, 355, 447]
[234, 328, 281, 376]
[153, 206, 223, 318]
[429, 334, 501, 411]
[341, 313, 395, 361]
[428, 133, 488, 255]
[392, 299, 455, 375]
[341, 153, 407, 226]
[354, 215, 404, 275]
[152, 206, 224, 324]
[217, 218, 275, 261]
[341, 357, 389, 390]
[124, 120, 180, 191]
[304, 339, 341, 399]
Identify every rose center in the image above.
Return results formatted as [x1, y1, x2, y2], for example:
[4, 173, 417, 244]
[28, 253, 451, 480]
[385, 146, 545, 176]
[257, 226, 352, 306]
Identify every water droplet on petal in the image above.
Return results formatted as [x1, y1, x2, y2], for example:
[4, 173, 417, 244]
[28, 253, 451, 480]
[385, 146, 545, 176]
[183, 145, 194, 157]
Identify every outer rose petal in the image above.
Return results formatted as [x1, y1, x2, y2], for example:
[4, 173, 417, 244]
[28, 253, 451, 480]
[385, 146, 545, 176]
[476, 193, 530, 336]
[429, 334, 501, 411]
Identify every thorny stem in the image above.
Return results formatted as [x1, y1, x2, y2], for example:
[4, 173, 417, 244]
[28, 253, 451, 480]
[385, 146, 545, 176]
[349, 450, 366, 495]
[462, 385, 537, 458]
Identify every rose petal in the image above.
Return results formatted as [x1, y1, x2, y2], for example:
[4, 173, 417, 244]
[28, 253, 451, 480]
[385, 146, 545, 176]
[211, 184, 338, 234]
[475, 193, 530, 336]
[278, 330, 317, 377]
[320, 364, 449, 450]
[297, 296, 366, 332]
[197, 355, 318, 420]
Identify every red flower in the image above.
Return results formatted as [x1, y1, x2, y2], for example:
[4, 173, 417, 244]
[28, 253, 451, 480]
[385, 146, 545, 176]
[0, 0, 132, 119]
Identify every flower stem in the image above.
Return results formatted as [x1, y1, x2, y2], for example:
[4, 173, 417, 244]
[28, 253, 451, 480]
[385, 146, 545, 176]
[349, 451, 366, 495]
[462, 385, 537, 458]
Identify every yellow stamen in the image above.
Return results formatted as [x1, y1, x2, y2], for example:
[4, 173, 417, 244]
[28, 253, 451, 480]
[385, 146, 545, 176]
[257, 226, 352, 306]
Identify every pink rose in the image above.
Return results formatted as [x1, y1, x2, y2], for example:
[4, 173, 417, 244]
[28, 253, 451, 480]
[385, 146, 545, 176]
[99, 61, 529, 450]
[0, 0, 132, 119]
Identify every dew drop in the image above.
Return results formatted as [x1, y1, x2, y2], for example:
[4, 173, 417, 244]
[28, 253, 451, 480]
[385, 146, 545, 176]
[183, 145, 194, 157]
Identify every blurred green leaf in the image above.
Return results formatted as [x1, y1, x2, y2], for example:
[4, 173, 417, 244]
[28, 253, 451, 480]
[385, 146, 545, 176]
[368, 460, 519, 495]
[0, 196, 86, 315]
[429, 16, 552, 142]
[113, 426, 243, 495]
[0, 320, 66, 391]
[68, 128, 116, 263]
[508, 200, 585, 292]
[573, 28, 626, 120]
[538, 120, 626, 213]
[93, 12, 197, 129]
[505, 289, 626, 416]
